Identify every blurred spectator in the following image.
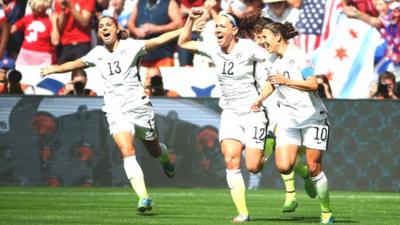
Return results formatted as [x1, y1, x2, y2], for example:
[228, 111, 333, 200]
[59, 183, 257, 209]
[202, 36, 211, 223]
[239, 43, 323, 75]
[11, 0, 59, 67]
[144, 67, 180, 97]
[261, 0, 299, 23]
[127, 0, 183, 67]
[57, 69, 97, 96]
[0, 58, 14, 92]
[55, 0, 95, 64]
[0, 7, 9, 60]
[343, 0, 378, 17]
[371, 71, 399, 99]
[343, 1, 400, 80]
[316, 74, 333, 99]
[101, 0, 131, 29]
[223, 0, 265, 19]
[0, 69, 35, 94]
[2, 0, 28, 59]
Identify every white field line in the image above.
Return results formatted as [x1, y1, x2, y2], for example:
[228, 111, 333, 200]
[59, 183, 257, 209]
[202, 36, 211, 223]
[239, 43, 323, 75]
[0, 191, 399, 200]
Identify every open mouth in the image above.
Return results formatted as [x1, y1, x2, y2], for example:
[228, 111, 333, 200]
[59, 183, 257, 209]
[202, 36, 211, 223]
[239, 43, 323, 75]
[103, 31, 111, 39]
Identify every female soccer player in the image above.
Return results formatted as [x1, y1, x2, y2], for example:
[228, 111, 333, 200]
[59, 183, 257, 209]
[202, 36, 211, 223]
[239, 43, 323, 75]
[245, 15, 317, 213]
[179, 8, 269, 223]
[251, 21, 334, 224]
[40, 16, 178, 213]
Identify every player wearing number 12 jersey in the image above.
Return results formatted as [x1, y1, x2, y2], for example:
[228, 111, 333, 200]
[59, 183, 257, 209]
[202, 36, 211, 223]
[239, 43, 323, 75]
[179, 8, 270, 223]
[251, 21, 334, 224]
[40, 16, 178, 214]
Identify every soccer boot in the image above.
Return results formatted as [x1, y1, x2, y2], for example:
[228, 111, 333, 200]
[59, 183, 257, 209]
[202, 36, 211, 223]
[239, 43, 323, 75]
[321, 211, 334, 224]
[282, 193, 298, 213]
[159, 143, 175, 178]
[232, 214, 250, 223]
[304, 176, 317, 198]
[137, 197, 154, 213]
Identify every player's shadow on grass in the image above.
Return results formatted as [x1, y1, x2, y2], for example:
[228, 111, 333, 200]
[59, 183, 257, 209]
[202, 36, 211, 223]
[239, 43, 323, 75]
[251, 216, 359, 224]
[136, 213, 158, 217]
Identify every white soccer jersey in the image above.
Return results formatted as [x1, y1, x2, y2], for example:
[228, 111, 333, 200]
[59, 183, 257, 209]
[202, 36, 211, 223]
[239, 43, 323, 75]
[266, 44, 327, 128]
[198, 38, 268, 112]
[81, 38, 148, 113]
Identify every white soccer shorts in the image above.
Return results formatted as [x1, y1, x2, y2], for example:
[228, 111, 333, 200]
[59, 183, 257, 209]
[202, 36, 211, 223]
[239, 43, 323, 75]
[219, 110, 268, 149]
[276, 119, 330, 151]
[106, 102, 158, 140]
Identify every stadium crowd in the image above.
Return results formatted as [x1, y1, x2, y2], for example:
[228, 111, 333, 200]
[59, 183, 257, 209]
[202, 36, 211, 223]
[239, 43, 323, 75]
[0, 0, 399, 98]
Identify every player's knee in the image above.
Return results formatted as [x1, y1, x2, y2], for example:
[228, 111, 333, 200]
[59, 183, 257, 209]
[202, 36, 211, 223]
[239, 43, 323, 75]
[307, 162, 321, 177]
[224, 157, 239, 170]
[118, 146, 135, 158]
[246, 164, 261, 173]
[275, 161, 293, 174]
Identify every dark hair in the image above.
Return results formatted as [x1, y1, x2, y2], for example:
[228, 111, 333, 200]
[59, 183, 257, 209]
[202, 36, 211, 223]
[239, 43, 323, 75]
[99, 16, 129, 40]
[263, 21, 298, 40]
[6, 70, 23, 94]
[71, 69, 87, 79]
[238, 14, 273, 39]
[316, 75, 333, 98]
[220, 13, 240, 28]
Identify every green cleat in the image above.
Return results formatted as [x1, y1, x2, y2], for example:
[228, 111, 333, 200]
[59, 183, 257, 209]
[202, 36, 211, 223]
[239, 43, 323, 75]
[264, 132, 276, 162]
[283, 193, 298, 213]
[321, 211, 334, 224]
[137, 198, 154, 213]
[304, 176, 317, 198]
[162, 161, 175, 178]
[159, 143, 175, 178]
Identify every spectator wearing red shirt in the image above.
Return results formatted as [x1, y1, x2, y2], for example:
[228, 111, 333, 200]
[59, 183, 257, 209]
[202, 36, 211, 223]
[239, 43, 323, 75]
[11, 0, 59, 67]
[55, 0, 95, 63]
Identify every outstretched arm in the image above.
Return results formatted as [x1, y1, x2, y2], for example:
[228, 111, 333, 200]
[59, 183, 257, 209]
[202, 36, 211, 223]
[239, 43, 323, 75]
[177, 8, 204, 52]
[40, 59, 87, 77]
[144, 28, 183, 52]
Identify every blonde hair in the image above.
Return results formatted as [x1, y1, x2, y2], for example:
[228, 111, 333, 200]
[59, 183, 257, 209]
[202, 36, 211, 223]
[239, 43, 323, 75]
[29, 0, 52, 11]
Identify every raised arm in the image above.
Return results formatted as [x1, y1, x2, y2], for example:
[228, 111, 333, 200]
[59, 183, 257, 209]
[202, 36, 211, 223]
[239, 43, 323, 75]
[177, 8, 204, 52]
[40, 59, 87, 77]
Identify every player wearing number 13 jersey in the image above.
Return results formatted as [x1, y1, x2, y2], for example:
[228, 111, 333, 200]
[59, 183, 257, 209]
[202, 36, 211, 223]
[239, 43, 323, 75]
[40, 16, 178, 214]
[251, 21, 334, 224]
[179, 8, 270, 223]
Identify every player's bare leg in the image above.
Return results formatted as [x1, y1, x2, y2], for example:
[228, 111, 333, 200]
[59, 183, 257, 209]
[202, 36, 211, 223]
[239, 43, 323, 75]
[222, 139, 250, 223]
[141, 138, 175, 178]
[113, 132, 153, 212]
[306, 149, 333, 224]
[275, 144, 299, 212]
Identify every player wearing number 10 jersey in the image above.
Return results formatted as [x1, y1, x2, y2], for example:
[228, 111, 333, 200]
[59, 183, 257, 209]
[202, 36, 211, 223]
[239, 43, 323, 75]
[251, 21, 334, 224]
[40, 16, 179, 214]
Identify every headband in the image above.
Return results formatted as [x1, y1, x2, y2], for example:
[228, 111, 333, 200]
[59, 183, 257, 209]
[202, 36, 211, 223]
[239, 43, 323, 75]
[220, 13, 238, 27]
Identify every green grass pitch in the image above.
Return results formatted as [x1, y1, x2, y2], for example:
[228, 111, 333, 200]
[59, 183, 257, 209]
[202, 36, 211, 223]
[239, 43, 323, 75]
[0, 187, 399, 225]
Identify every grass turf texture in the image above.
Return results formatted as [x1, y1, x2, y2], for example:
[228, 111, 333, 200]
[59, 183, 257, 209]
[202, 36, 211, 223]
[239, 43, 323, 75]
[0, 187, 399, 225]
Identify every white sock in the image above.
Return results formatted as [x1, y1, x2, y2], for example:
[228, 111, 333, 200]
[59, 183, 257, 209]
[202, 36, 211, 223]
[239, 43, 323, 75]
[226, 169, 248, 216]
[248, 172, 262, 190]
[311, 171, 331, 212]
[123, 155, 149, 199]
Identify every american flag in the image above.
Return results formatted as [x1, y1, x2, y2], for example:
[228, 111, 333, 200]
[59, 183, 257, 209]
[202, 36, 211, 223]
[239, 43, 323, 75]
[294, 0, 342, 53]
